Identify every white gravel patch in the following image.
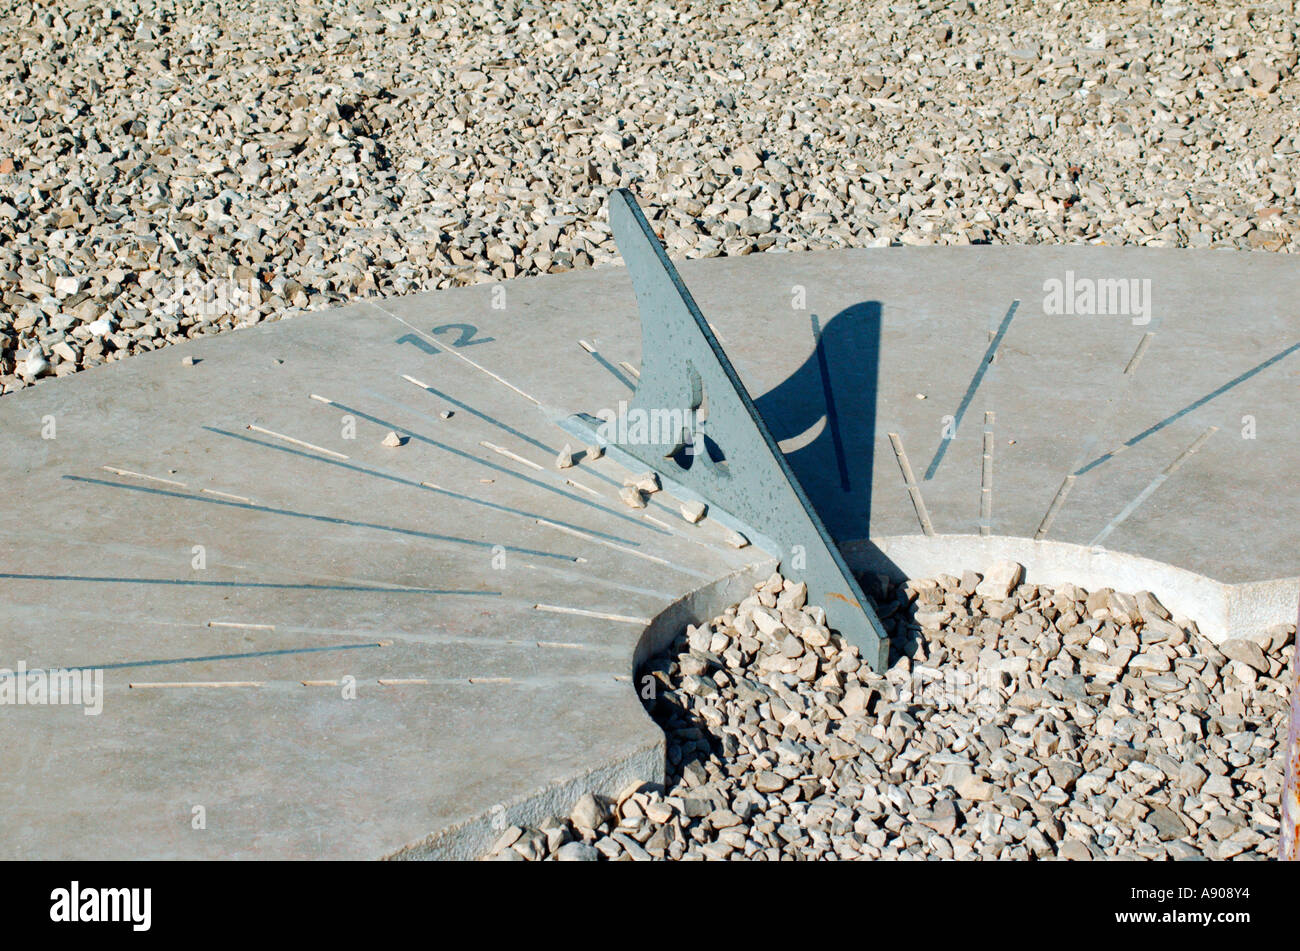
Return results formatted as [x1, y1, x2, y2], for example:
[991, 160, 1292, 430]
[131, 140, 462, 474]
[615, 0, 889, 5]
[486, 569, 1294, 860]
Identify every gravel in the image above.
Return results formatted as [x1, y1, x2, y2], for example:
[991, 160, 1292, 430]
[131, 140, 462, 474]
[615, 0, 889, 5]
[3, 0, 1298, 392]
[484, 567, 1295, 860]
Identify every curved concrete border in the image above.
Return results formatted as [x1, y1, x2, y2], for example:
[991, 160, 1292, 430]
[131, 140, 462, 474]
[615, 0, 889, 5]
[411, 531, 1296, 858]
[395, 558, 776, 860]
[845, 534, 1299, 643]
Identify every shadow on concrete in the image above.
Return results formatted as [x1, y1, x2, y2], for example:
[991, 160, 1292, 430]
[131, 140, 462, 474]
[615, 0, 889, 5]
[755, 300, 880, 545]
[753, 300, 918, 664]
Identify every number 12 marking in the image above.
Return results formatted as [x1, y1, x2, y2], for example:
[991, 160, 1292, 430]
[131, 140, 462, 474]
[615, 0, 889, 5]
[397, 323, 496, 355]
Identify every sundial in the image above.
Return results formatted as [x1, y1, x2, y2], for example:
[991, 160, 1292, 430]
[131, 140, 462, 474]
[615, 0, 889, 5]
[1, 191, 1297, 859]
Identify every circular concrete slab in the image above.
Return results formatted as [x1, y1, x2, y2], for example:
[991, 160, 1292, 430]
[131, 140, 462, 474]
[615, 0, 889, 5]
[1, 246, 1296, 858]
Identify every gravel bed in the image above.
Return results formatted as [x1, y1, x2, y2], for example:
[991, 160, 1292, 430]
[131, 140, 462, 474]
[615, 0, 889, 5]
[484, 566, 1295, 860]
[3, 0, 1298, 391]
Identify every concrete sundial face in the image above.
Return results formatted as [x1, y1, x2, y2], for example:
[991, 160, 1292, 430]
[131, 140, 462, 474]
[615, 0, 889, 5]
[1, 192, 1297, 858]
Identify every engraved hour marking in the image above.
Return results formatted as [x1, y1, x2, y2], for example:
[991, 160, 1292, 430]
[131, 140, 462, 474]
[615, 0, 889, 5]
[1035, 475, 1076, 540]
[888, 432, 934, 536]
[200, 488, 254, 503]
[479, 441, 544, 471]
[246, 424, 348, 460]
[532, 603, 652, 625]
[130, 681, 263, 689]
[535, 518, 680, 569]
[101, 466, 187, 488]
[979, 411, 994, 536]
[1123, 333, 1155, 376]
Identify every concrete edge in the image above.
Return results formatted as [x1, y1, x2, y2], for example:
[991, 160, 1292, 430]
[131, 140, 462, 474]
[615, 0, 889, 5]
[370, 527, 1300, 859]
[844, 533, 1300, 642]
[388, 556, 778, 861]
